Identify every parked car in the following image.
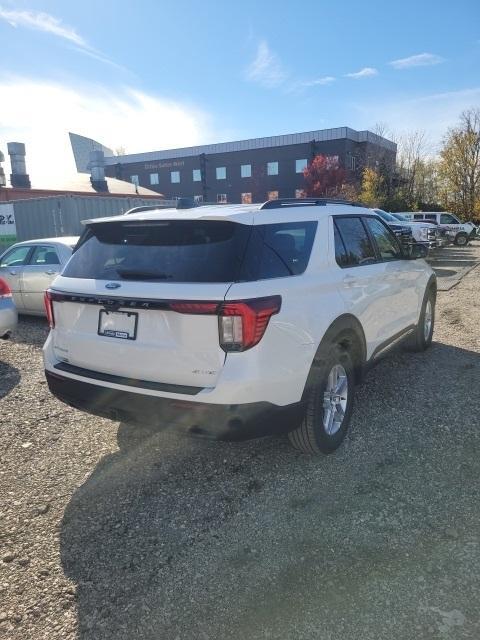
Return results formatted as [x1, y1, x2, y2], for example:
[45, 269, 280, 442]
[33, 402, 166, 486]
[370, 209, 413, 248]
[390, 212, 449, 248]
[0, 277, 17, 338]
[373, 209, 438, 249]
[0, 237, 78, 316]
[398, 212, 475, 246]
[43, 199, 436, 455]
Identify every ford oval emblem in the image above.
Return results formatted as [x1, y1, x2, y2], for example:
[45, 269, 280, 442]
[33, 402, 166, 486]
[105, 282, 121, 289]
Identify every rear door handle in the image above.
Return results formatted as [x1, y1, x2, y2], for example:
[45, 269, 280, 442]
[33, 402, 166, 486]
[342, 274, 356, 284]
[45, 270, 58, 275]
[9, 270, 17, 275]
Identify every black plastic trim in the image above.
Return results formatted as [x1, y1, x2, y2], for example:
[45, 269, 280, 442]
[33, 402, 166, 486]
[53, 361, 204, 396]
[45, 370, 305, 441]
[260, 198, 363, 210]
[370, 325, 416, 361]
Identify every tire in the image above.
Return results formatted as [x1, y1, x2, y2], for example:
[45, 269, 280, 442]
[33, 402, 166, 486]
[454, 232, 468, 246]
[406, 288, 435, 352]
[288, 343, 355, 454]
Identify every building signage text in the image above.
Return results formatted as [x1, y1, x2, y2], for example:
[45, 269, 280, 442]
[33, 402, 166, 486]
[144, 161, 185, 170]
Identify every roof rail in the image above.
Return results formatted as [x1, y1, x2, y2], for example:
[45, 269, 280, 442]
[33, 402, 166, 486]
[259, 198, 363, 210]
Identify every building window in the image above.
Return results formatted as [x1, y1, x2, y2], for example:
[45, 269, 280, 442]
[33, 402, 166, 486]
[267, 191, 278, 201]
[216, 167, 226, 180]
[171, 171, 180, 183]
[130, 175, 139, 186]
[149, 173, 159, 185]
[295, 189, 304, 199]
[241, 192, 252, 204]
[241, 164, 251, 178]
[217, 194, 227, 203]
[267, 162, 278, 176]
[346, 155, 356, 171]
[192, 169, 201, 182]
[296, 159, 308, 174]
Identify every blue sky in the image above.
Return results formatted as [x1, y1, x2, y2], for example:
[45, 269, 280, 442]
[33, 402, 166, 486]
[0, 0, 479, 183]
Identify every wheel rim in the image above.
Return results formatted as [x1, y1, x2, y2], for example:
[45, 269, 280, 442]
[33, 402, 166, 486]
[424, 299, 433, 341]
[322, 364, 348, 436]
[457, 235, 467, 245]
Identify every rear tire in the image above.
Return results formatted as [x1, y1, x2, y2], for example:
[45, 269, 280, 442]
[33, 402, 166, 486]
[406, 288, 435, 352]
[454, 232, 468, 246]
[288, 344, 355, 454]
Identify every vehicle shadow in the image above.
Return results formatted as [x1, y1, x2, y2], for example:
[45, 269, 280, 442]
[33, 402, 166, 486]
[0, 359, 20, 399]
[60, 342, 480, 640]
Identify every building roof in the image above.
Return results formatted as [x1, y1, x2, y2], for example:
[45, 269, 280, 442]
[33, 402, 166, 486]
[70, 127, 397, 172]
[29, 173, 160, 196]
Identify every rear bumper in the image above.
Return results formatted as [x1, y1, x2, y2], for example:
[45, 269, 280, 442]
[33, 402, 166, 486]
[45, 370, 305, 441]
[0, 301, 17, 337]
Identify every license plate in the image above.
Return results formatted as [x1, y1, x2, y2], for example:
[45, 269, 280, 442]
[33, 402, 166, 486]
[98, 310, 138, 340]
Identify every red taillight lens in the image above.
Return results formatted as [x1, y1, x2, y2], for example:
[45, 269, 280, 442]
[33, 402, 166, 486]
[168, 302, 219, 315]
[0, 278, 12, 299]
[44, 290, 55, 329]
[219, 296, 282, 352]
[167, 295, 282, 352]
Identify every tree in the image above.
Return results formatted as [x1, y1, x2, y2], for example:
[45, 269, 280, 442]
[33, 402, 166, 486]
[359, 167, 385, 207]
[302, 154, 346, 197]
[439, 108, 480, 219]
[396, 130, 427, 208]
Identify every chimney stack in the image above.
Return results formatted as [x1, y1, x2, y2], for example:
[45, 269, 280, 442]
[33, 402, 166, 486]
[7, 142, 31, 188]
[0, 150, 6, 187]
[88, 149, 108, 192]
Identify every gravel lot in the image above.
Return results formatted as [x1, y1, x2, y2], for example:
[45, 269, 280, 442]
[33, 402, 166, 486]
[1, 242, 480, 640]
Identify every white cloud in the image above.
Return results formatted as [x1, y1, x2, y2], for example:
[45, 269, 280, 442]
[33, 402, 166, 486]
[0, 6, 121, 69]
[345, 67, 378, 79]
[351, 87, 480, 150]
[0, 6, 86, 46]
[245, 40, 288, 88]
[0, 77, 212, 186]
[301, 76, 336, 87]
[390, 52, 445, 69]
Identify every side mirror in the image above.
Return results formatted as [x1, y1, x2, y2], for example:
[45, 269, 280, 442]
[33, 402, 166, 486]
[406, 243, 428, 259]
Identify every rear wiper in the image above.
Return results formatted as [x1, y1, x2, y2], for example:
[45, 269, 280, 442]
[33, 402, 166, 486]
[116, 269, 173, 280]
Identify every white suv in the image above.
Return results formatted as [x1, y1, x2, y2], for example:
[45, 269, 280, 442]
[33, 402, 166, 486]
[43, 199, 437, 454]
[398, 212, 476, 246]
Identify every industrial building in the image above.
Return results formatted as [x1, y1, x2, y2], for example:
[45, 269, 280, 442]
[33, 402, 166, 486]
[70, 127, 397, 204]
[0, 142, 167, 247]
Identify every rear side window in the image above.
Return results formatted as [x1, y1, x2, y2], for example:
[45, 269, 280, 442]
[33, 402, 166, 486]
[255, 222, 317, 278]
[334, 217, 376, 267]
[414, 214, 424, 220]
[64, 219, 317, 283]
[30, 246, 60, 265]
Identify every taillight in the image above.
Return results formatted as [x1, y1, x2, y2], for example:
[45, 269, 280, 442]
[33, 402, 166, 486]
[219, 296, 281, 352]
[44, 290, 55, 329]
[0, 278, 12, 299]
[168, 295, 282, 352]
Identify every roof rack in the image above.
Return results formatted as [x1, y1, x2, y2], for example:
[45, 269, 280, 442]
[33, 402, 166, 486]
[259, 198, 363, 210]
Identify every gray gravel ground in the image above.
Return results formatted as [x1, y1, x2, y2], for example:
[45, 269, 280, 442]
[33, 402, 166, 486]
[1, 242, 480, 640]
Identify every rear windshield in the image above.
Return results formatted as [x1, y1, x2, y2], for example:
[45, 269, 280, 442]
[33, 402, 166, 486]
[63, 219, 317, 283]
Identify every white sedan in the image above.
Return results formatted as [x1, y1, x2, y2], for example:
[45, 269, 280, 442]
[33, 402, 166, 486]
[0, 237, 78, 316]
